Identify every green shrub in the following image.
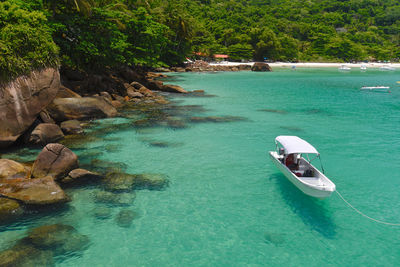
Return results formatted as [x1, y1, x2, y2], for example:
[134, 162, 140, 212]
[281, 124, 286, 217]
[0, 1, 58, 81]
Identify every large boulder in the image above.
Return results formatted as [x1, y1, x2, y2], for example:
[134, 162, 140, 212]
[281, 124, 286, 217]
[0, 68, 60, 148]
[0, 177, 69, 204]
[46, 97, 118, 122]
[0, 159, 28, 179]
[29, 123, 64, 145]
[251, 62, 272, 71]
[32, 143, 79, 180]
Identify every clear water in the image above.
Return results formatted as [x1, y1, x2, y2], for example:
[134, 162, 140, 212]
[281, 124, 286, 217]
[1, 68, 400, 266]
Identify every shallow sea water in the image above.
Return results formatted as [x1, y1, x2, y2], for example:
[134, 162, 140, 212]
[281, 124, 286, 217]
[1, 68, 400, 266]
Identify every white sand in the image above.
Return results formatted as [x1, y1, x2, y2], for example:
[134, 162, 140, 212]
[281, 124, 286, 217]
[210, 61, 400, 68]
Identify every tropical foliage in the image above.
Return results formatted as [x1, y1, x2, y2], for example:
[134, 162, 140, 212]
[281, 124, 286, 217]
[1, 0, 399, 79]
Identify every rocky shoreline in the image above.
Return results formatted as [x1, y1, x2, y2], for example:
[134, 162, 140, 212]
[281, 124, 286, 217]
[0, 62, 270, 265]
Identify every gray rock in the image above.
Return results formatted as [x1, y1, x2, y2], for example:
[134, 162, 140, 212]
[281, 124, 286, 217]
[61, 168, 102, 184]
[0, 176, 69, 204]
[32, 143, 79, 180]
[0, 68, 60, 148]
[47, 97, 118, 122]
[60, 120, 83, 134]
[39, 110, 55, 123]
[251, 62, 272, 72]
[29, 123, 64, 145]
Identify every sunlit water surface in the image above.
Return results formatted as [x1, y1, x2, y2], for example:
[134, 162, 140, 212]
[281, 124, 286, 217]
[1, 68, 400, 266]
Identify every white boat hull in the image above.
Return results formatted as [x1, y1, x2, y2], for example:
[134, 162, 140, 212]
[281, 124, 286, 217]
[269, 151, 335, 199]
[360, 86, 390, 92]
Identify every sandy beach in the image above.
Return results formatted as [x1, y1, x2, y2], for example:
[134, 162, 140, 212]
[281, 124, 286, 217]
[210, 61, 400, 68]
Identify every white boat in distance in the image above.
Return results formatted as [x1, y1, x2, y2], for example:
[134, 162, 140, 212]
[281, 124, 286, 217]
[360, 64, 367, 71]
[380, 65, 396, 71]
[269, 136, 336, 199]
[361, 86, 390, 92]
[339, 65, 351, 71]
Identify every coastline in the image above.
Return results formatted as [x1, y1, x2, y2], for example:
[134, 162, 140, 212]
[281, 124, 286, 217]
[209, 62, 400, 68]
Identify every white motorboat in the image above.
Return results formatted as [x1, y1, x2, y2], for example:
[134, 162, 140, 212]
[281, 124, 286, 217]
[360, 86, 390, 92]
[360, 64, 367, 71]
[339, 65, 351, 71]
[269, 136, 336, 199]
[379, 65, 396, 71]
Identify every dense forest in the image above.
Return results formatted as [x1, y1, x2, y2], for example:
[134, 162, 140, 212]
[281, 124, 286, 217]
[1, 0, 399, 79]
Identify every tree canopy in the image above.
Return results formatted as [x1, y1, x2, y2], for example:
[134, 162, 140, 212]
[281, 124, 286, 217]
[1, 0, 399, 79]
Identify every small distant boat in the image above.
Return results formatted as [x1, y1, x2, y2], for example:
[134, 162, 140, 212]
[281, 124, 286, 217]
[360, 64, 367, 71]
[339, 65, 351, 71]
[360, 86, 390, 92]
[380, 65, 396, 71]
[269, 136, 336, 199]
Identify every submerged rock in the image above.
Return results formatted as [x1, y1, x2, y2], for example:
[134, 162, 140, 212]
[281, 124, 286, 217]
[103, 172, 169, 191]
[189, 116, 247, 123]
[133, 173, 169, 190]
[0, 176, 69, 205]
[0, 68, 60, 148]
[61, 168, 102, 184]
[59, 133, 100, 149]
[29, 123, 64, 145]
[115, 209, 138, 228]
[93, 190, 135, 206]
[88, 159, 127, 174]
[103, 172, 136, 192]
[26, 224, 90, 255]
[60, 120, 83, 135]
[0, 197, 23, 222]
[258, 108, 287, 114]
[166, 117, 187, 129]
[264, 232, 285, 245]
[92, 207, 113, 220]
[32, 143, 79, 180]
[0, 159, 28, 179]
[0, 242, 54, 267]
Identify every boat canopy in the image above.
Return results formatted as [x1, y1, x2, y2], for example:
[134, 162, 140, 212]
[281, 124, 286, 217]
[275, 136, 319, 155]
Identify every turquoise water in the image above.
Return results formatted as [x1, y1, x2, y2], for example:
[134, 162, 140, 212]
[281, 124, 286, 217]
[1, 68, 400, 266]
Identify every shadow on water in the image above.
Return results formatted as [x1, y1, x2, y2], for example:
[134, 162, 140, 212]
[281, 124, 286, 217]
[271, 173, 336, 239]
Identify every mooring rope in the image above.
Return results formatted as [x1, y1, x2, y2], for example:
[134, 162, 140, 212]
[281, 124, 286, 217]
[335, 190, 400, 226]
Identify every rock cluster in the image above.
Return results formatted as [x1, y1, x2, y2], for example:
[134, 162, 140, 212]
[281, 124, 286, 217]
[183, 60, 253, 72]
[0, 223, 89, 266]
[0, 64, 190, 148]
